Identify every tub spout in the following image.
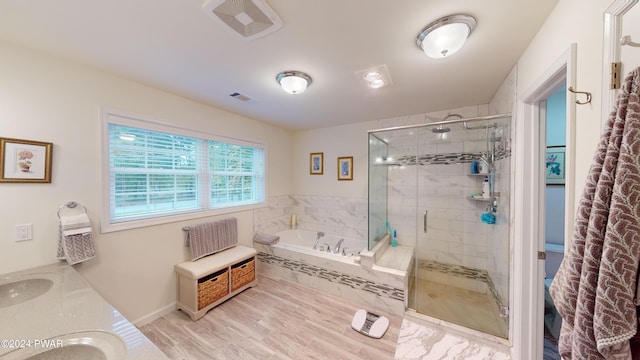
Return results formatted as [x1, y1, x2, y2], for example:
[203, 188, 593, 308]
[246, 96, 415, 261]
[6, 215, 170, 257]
[313, 231, 325, 250]
[333, 238, 344, 254]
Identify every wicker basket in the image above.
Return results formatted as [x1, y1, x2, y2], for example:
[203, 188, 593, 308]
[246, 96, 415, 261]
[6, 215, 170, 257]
[231, 257, 255, 292]
[197, 268, 229, 310]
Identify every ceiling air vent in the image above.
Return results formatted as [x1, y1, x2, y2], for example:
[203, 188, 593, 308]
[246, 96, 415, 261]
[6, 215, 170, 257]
[203, 0, 283, 41]
[230, 92, 252, 102]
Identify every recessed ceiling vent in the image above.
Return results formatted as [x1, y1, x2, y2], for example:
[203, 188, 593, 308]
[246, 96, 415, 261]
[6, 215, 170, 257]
[230, 92, 252, 102]
[203, 0, 283, 41]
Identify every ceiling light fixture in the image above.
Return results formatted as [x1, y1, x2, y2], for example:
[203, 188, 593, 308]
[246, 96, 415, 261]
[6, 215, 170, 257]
[364, 72, 381, 81]
[363, 71, 385, 88]
[416, 14, 476, 58]
[355, 65, 392, 89]
[369, 79, 385, 89]
[276, 71, 312, 94]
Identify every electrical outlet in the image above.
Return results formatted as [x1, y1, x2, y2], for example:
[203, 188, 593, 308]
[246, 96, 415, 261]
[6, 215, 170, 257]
[15, 224, 33, 241]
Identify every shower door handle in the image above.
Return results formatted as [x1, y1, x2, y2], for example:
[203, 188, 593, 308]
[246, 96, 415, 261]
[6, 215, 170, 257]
[423, 210, 428, 233]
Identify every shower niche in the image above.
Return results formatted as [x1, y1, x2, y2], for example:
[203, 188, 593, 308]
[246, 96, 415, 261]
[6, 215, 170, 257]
[368, 114, 512, 339]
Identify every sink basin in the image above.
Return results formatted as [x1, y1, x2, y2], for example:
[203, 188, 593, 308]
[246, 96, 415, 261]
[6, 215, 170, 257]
[1, 331, 126, 360]
[25, 344, 107, 360]
[0, 278, 54, 308]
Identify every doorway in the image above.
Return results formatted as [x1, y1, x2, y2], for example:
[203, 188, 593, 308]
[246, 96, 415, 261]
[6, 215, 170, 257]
[514, 44, 576, 359]
[541, 85, 567, 359]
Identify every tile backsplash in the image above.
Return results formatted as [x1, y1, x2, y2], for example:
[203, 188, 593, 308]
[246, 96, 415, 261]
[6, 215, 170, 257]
[253, 195, 367, 242]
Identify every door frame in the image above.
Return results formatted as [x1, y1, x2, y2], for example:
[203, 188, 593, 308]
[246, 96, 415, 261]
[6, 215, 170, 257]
[512, 44, 577, 359]
[602, 0, 639, 128]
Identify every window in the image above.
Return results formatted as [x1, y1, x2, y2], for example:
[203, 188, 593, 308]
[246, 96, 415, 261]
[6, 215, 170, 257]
[102, 111, 265, 231]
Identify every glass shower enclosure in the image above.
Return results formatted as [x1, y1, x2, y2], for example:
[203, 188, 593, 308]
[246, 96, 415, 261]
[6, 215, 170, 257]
[368, 114, 511, 339]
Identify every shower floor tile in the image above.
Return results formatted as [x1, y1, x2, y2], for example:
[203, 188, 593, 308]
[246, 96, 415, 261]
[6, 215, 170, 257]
[410, 277, 507, 338]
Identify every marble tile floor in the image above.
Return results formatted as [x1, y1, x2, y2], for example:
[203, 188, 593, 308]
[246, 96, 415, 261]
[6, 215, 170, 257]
[395, 318, 510, 360]
[409, 278, 508, 339]
[139, 274, 403, 360]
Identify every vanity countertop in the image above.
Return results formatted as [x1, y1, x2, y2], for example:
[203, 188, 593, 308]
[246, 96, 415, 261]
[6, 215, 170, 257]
[0, 262, 168, 359]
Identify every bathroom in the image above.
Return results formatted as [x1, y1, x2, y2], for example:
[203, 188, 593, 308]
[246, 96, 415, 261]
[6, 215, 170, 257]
[0, 1, 635, 359]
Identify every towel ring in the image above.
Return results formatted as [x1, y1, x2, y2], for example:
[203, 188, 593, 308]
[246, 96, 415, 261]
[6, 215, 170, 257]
[57, 201, 88, 219]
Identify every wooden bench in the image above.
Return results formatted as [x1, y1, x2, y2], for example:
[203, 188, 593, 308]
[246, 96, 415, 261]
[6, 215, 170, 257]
[174, 245, 257, 320]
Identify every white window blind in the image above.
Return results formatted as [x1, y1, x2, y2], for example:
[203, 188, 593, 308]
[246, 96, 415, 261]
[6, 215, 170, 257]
[104, 113, 265, 227]
[210, 142, 265, 208]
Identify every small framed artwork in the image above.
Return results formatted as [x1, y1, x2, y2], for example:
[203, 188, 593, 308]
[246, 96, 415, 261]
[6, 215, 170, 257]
[310, 152, 323, 175]
[546, 146, 565, 185]
[0, 137, 53, 183]
[337, 156, 353, 181]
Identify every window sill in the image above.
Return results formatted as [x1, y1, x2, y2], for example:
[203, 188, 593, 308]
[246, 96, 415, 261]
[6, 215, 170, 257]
[99, 202, 266, 233]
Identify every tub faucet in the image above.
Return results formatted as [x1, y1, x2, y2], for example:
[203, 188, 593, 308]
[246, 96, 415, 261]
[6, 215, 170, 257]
[333, 238, 344, 254]
[313, 232, 325, 250]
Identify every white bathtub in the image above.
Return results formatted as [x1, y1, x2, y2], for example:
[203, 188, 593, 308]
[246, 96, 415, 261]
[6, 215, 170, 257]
[254, 228, 407, 315]
[272, 229, 366, 263]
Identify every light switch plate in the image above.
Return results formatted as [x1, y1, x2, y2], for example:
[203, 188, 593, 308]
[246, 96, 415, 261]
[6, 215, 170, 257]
[16, 224, 33, 241]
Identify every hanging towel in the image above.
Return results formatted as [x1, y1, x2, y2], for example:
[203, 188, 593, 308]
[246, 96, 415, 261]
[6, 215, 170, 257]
[253, 232, 280, 245]
[57, 213, 96, 265]
[184, 218, 238, 260]
[550, 67, 640, 359]
[60, 213, 92, 236]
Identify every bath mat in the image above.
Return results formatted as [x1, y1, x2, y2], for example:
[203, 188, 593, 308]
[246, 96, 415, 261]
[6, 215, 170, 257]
[351, 309, 389, 339]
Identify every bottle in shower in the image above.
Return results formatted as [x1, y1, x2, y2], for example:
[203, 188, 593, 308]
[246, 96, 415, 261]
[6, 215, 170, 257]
[482, 176, 490, 199]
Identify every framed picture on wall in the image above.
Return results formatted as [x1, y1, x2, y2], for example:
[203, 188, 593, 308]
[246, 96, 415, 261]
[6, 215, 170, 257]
[310, 152, 323, 175]
[0, 137, 53, 183]
[337, 156, 353, 181]
[546, 146, 565, 185]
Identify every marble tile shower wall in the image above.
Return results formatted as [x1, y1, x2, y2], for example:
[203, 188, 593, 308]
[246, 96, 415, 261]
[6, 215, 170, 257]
[387, 139, 498, 269]
[486, 154, 510, 304]
[253, 195, 368, 243]
[487, 66, 515, 304]
[382, 104, 512, 305]
[382, 104, 493, 255]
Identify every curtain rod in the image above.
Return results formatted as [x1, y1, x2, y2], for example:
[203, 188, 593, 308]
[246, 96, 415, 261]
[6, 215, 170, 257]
[368, 113, 512, 133]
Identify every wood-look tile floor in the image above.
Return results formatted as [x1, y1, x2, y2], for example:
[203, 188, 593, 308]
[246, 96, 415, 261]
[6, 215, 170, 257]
[139, 274, 402, 360]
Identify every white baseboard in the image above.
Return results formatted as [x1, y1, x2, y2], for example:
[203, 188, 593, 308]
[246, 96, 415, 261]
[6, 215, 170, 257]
[132, 302, 176, 327]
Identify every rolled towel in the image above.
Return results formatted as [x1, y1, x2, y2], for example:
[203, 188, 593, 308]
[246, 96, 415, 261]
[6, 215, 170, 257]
[61, 213, 91, 229]
[253, 233, 280, 245]
[60, 213, 92, 236]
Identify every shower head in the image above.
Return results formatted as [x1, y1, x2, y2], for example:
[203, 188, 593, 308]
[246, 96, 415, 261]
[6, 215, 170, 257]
[442, 113, 464, 121]
[431, 125, 451, 133]
[431, 113, 463, 133]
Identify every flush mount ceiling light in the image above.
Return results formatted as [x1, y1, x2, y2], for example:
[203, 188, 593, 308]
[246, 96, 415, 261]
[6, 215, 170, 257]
[276, 71, 312, 94]
[416, 14, 476, 58]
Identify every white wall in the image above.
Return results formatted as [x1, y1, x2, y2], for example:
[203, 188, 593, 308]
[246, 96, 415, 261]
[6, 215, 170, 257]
[0, 40, 293, 323]
[293, 121, 375, 198]
[517, 0, 612, 209]
[512, 1, 614, 357]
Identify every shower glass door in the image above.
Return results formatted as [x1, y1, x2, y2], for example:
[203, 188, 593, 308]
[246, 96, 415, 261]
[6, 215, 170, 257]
[411, 118, 511, 339]
[368, 133, 389, 250]
[368, 115, 511, 339]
